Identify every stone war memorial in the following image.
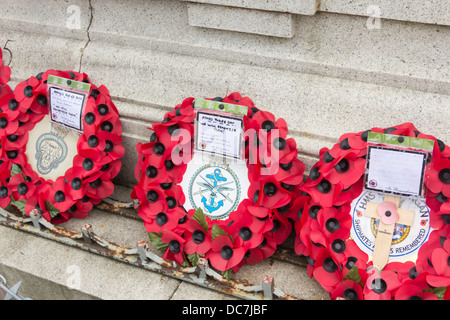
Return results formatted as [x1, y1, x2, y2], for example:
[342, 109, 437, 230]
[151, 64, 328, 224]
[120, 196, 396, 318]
[0, 0, 449, 304]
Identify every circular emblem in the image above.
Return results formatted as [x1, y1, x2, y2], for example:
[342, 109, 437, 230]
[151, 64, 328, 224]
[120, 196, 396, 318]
[350, 190, 432, 261]
[188, 164, 241, 220]
[35, 133, 68, 175]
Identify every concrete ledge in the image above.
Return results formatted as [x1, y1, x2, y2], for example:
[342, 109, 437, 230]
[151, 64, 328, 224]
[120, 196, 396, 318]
[320, 0, 450, 26]
[187, 3, 294, 38]
[182, 0, 318, 15]
[0, 194, 329, 300]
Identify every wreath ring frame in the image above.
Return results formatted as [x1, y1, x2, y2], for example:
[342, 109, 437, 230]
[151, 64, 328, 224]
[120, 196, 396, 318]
[0, 69, 124, 224]
[294, 122, 450, 300]
[131, 92, 306, 275]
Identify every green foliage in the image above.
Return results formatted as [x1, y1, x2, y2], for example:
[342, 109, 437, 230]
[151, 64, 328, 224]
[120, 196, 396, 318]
[343, 266, 362, 288]
[188, 252, 201, 266]
[211, 224, 227, 240]
[148, 232, 169, 251]
[10, 195, 26, 216]
[45, 201, 60, 218]
[192, 208, 209, 232]
[424, 286, 446, 300]
[222, 269, 232, 281]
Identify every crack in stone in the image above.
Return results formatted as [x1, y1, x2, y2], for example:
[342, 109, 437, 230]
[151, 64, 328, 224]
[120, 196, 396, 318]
[79, 0, 93, 73]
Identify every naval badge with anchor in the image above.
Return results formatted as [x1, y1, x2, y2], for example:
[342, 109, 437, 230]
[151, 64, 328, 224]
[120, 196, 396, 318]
[188, 164, 241, 220]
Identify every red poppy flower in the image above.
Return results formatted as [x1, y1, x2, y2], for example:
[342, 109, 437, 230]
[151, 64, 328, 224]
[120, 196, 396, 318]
[81, 170, 114, 201]
[363, 267, 402, 300]
[312, 248, 342, 291]
[395, 280, 438, 300]
[208, 235, 246, 272]
[427, 238, 450, 287]
[24, 190, 55, 221]
[48, 176, 76, 212]
[230, 201, 274, 234]
[161, 231, 186, 265]
[0, 161, 11, 207]
[331, 279, 364, 300]
[303, 176, 343, 208]
[9, 173, 36, 202]
[0, 48, 11, 86]
[248, 178, 291, 209]
[265, 212, 292, 245]
[184, 219, 212, 255]
[163, 97, 196, 124]
[321, 152, 366, 189]
[226, 211, 264, 250]
[427, 159, 450, 197]
[246, 110, 288, 139]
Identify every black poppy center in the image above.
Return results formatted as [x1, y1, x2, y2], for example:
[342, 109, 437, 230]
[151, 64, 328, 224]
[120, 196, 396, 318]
[88, 135, 99, 148]
[156, 212, 168, 226]
[343, 288, 358, 300]
[71, 178, 82, 190]
[239, 227, 252, 241]
[261, 120, 275, 132]
[221, 245, 234, 260]
[169, 240, 181, 253]
[147, 190, 159, 203]
[192, 230, 205, 244]
[263, 182, 277, 197]
[24, 85, 33, 98]
[0, 186, 8, 198]
[54, 190, 65, 202]
[335, 159, 349, 173]
[17, 182, 28, 195]
[439, 168, 450, 184]
[371, 278, 387, 294]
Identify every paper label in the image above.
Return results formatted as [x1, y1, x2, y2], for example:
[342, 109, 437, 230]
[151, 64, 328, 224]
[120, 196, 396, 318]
[47, 75, 90, 132]
[195, 111, 244, 159]
[366, 147, 426, 197]
[365, 132, 433, 198]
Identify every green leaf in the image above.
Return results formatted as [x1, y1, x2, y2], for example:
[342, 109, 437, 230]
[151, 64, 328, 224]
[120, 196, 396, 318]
[45, 201, 60, 218]
[10, 194, 26, 216]
[148, 232, 169, 251]
[188, 253, 201, 266]
[211, 224, 227, 240]
[424, 286, 446, 300]
[192, 208, 209, 232]
[10, 164, 23, 178]
[222, 269, 232, 281]
[343, 266, 362, 287]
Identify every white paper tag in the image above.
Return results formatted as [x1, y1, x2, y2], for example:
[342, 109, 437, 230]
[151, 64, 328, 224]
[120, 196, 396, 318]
[49, 87, 86, 132]
[195, 111, 243, 159]
[366, 146, 426, 197]
[47, 75, 91, 133]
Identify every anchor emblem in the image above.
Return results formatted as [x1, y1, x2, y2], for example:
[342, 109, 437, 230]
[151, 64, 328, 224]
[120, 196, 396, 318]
[195, 168, 235, 213]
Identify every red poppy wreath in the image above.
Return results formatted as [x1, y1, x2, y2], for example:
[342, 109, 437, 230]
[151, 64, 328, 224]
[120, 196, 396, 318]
[0, 69, 124, 224]
[131, 92, 305, 277]
[294, 122, 450, 300]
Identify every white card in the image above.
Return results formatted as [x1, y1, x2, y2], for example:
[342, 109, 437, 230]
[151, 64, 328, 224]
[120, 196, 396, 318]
[49, 86, 86, 132]
[366, 146, 426, 197]
[195, 112, 243, 159]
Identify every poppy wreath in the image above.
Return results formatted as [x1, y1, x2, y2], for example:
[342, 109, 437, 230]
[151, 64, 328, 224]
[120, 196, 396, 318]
[131, 92, 305, 278]
[0, 69, 124, 223]
[293, 122, 450, 300]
